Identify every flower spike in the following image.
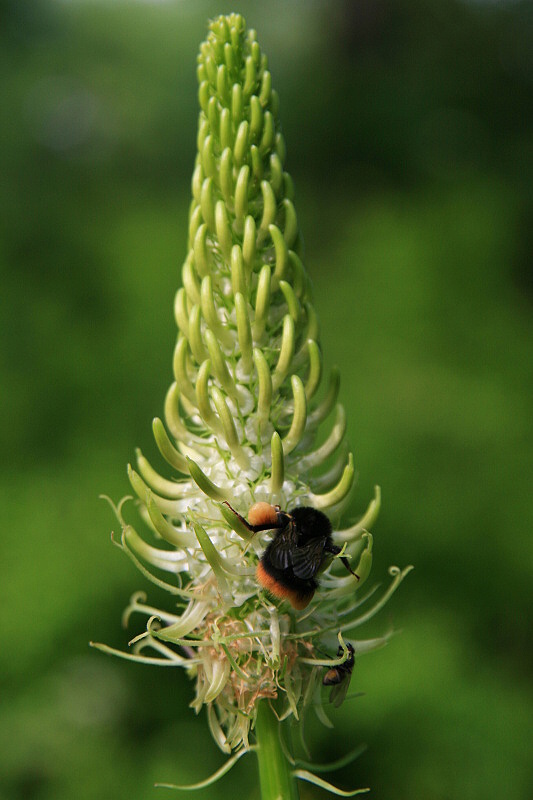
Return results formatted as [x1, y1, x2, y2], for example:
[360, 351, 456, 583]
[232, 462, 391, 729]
[96, 15, 410, 788]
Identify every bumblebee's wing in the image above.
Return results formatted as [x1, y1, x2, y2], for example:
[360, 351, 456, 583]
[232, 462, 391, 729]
[268, 521, 298, 570]
[291, 537, 327, 580]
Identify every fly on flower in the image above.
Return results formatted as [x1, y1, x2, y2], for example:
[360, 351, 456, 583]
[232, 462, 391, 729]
[223, 501, 359, 610]
[323, 642, 355, 708]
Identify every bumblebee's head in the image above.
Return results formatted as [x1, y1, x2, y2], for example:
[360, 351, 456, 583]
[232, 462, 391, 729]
[288, 506, 332, 543]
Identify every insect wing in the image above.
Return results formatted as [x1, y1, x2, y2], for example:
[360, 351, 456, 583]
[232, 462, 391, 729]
[268, 520, 298, 570]
[291, 537, 327, 579]
[329, 669, 353, 708]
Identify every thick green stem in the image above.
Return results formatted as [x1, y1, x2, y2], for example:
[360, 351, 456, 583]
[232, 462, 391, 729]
[255, 702, 299, 800]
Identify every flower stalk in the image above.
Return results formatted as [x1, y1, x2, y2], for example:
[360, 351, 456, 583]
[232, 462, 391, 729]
[92, 13, 411, 796]
[255, 701, 300, 800]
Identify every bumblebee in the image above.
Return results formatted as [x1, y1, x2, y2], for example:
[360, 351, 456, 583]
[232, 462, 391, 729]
[224, 501, 358, 610]
[323, 642, 355, 707]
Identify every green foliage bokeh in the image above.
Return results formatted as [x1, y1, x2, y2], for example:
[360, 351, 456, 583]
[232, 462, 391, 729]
[1, 1, 532, 798]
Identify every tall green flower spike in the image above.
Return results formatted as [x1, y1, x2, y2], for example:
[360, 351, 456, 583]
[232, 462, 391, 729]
[93, 14, 412, 797]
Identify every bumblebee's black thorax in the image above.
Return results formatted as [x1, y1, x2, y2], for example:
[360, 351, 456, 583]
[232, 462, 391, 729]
[260, 506, 333, 591]
[288, 506, 333, 545]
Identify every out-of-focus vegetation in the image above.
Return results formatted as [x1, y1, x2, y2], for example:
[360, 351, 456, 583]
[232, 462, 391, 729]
[1, 1, 532, 798]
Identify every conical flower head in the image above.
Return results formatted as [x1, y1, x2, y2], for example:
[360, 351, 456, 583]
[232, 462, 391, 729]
[96, 14, 411, 755]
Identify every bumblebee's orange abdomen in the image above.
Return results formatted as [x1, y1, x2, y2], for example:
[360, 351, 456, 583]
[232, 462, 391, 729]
[248, 502, 278, 528]
[256, 562, 314, 610]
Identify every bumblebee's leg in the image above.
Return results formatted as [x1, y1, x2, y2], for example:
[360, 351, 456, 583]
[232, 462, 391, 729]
[222, 501, 282, 534]
[325, 543, 360, 579]
[222, 501, 257, 532]
[340, 555, 359, 579]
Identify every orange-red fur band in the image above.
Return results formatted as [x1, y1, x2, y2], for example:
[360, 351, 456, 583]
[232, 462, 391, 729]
[256, 562, 314, 610]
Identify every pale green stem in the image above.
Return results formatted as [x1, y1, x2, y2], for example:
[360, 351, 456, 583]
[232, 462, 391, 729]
[255, 702, 299, 800]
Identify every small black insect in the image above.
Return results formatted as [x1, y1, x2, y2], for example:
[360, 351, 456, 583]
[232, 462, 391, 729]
[223, 501, 358, 609]
[323, 642, 355, 707]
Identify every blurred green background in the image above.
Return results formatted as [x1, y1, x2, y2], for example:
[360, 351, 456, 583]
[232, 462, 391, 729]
[2, 1, 532, 798]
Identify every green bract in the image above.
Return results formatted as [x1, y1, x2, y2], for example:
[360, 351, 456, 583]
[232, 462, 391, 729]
[94, 13, 411, 784]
